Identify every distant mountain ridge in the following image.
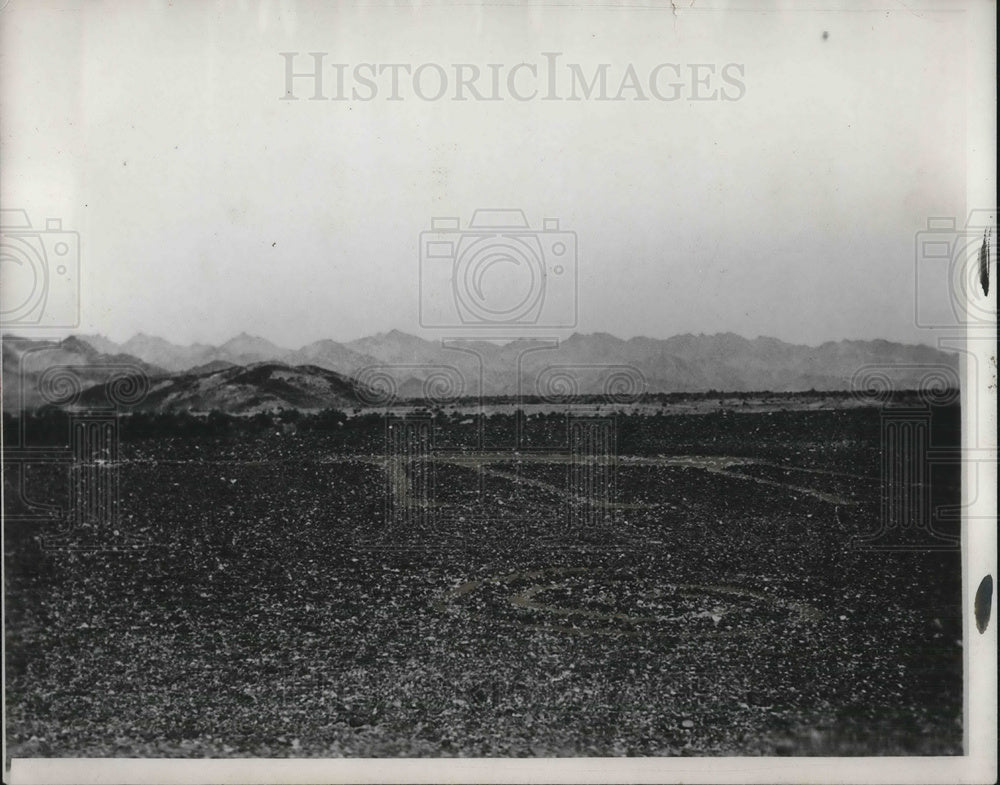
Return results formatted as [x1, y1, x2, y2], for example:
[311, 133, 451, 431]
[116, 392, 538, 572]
[2, 330, 959, 413]
[2, 334, 372, 414]
[2, 335, 168, 411]
[56, 329, 960, 403]
[75, 361, 370, 415]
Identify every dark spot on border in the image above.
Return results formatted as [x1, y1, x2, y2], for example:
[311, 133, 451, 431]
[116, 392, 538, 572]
[974, 575, 993, 633]
[978, 227, 990, 296]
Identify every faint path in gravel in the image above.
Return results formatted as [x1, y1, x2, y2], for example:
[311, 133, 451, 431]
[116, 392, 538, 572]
[436, 454, 859, 508]
[118, 452, 861, 508]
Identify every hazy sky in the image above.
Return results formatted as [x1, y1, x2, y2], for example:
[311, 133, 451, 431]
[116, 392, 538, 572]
[1, 0, 991, 348]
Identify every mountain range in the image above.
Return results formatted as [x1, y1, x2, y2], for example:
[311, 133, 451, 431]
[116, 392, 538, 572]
[1, 330, 959, 414]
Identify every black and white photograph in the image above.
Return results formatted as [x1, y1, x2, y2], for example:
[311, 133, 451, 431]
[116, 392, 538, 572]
[1, 1, 996, 783]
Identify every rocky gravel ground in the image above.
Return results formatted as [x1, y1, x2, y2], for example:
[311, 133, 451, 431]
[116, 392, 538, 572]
[4, 407, 963, 760]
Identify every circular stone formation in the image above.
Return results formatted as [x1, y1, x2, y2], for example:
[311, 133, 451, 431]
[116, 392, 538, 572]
[436, 567, 822, 638]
